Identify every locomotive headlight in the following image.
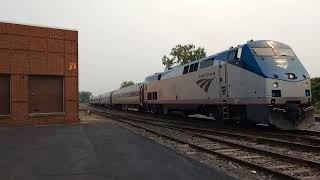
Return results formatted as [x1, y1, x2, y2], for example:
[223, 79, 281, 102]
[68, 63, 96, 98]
[288, 73, 296, 79]
[273, 82, 279, 88]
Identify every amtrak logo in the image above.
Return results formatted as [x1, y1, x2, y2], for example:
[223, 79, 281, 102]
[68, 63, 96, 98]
[196, 78, 214, 93]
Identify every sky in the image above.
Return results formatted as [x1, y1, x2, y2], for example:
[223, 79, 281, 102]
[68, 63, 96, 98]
[0, 0, 319, 95]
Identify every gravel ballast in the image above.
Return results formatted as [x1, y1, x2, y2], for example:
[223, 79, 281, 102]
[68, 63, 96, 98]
[80, 112, 277, 180]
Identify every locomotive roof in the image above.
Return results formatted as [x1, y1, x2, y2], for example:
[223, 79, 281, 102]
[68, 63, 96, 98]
[247, 40, 290, 48]
[162, 40, 289, 69]
[145, 40, 291, 82]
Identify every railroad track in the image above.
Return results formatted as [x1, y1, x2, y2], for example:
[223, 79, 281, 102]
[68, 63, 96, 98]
[88, 107, 320, 146]
[89, 106, 320, 136]
[89, 109, 320, 180]
[93, 109, 320, 158]
[287, 129, 320, 138]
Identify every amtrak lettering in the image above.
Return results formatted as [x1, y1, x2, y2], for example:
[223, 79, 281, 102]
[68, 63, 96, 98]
[198, 72, 215, 79]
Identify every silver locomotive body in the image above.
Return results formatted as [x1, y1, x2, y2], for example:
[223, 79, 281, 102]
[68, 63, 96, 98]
[91, 40, 314, 130]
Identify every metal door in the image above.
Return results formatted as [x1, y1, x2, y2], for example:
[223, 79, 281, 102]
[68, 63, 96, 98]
[28, 76, 63, 113]
[218, 63, 228, 98]
[110, 92, 113, 105]
[0, 75, 10, 115]
[139, 84, 144, 106]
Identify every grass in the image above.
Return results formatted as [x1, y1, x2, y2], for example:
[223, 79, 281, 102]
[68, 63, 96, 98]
[315, 102, 320, 115]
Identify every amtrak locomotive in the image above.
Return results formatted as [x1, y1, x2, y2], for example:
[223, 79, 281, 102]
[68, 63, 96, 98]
[90, 40, 314, 130]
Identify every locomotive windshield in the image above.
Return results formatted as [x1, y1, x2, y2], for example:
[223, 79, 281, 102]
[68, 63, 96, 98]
[244, 41, 310, 81]
[252, 48, 276, 56]
[276, 48, 295, 57]
[252, 47, 295, 57]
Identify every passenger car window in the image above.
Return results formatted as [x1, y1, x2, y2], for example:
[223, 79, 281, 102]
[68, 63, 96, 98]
[183, 65, 189, 74]
[194, 62, 199, 71]
[152, 92, 157, 100]
[189, 64, 195, 73]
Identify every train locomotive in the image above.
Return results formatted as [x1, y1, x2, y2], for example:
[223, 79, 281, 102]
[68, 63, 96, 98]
[90, 40, 314, 130]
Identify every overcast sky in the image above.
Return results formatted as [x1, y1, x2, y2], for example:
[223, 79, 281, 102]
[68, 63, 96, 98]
[0, 0, 319, 95]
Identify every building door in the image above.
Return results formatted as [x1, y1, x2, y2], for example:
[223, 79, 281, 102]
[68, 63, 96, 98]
[28, 76, 63, 113]
[0, 75, 10, 115]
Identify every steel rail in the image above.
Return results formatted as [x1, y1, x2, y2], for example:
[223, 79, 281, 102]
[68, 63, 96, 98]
[91, 110, 320, 180]
[89, 107, 320, 146]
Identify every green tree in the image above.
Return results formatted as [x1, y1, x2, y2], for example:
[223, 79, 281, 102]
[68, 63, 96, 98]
[79, 91, 92, 103]
[311, 78, 320, 113]
[162, 44, 206, 69]
[162, 55, 175, 70]
[120, 81, 135, 88]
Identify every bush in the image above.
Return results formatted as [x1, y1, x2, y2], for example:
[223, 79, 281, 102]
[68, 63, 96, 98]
[311, 78, 320, 114]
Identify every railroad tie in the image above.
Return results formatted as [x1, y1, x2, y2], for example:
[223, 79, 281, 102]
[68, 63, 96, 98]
[269, 165, 297, 170]
[214, 149, 240, 155]
[237, 155, 263, 160]
[207, 147, 229, 151]
[200, 143, 221, 150]
[282, 168, 310, 175]
[254, 158, 272, 163]
[300, 175, 320, 180]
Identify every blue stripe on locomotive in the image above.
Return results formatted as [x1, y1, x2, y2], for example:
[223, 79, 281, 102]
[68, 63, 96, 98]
[208, 40, 310, 82]
[240, 44, 265, 77]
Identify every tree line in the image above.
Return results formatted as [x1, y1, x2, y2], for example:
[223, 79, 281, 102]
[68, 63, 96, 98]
[119, 44, 206, 88]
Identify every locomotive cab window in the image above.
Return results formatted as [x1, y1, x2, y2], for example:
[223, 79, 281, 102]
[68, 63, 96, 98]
[189, 62, 199, 73]
[189, 64, 195, 73]
[216, 52, 229, 61]
[194, 62, 199, 71]
[200, 58, 214, 69]
[183, 65, 189, 74]
[0, 75, 10, 115]
[236, 47, 242, 59]
[228, 51, 237, 61]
